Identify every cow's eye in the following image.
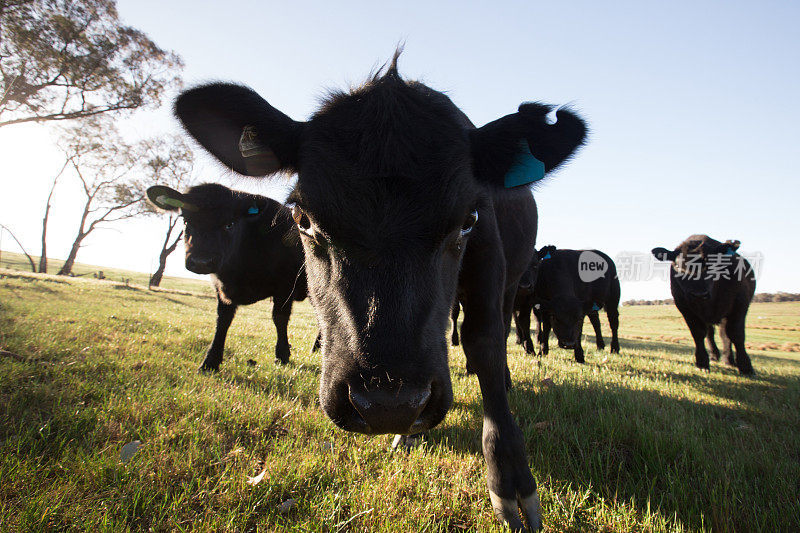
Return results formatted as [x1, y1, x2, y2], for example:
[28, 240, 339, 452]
[291, 204, 312, 233]
[461, 210, 479, 236]
[224, 221, 235, 231]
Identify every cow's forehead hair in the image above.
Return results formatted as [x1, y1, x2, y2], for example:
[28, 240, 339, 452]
[676, 234, 722, 256]
[291, 68, 478, 244]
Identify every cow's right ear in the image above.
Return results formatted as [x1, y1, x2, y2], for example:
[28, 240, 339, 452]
[651, 247, 678, 261]
[174, 83, 304, 177]
[469, 103, 588, 188]
[538, 245, 557, 260]
[147, 185, 187, 211]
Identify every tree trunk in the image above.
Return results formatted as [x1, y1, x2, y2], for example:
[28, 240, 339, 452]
[39, 161, 68, 273]
[0, 224, 37, 272]
[149, 216, 182, 287]
[57, 200, 91, 276]
[57, 233, 85, 276]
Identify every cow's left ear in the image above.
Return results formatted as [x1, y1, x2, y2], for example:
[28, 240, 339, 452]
[175, 83, 304, 177]
[469, 103, 588, 188]
[652, 247, 678, 262]
[147, 185, 194, 212]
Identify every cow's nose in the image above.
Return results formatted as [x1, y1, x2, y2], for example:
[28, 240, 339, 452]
[186, 257, 216, 274]
[348, 384, 431, 435]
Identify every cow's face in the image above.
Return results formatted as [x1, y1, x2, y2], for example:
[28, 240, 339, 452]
[543, 297, 583, 348]
[147, 184, 265, 275]
[652, 238, 740, 300]
[173, 63, 587, 435]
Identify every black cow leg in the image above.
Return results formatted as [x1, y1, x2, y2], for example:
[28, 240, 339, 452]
[272, 298, 292, 364]
[572, 315, 585, 363]
[462, 309, 541, 531]
[311, 331, 322, 354]
[588, 312, 605, 350]
[719, 318, 735, 366]
[725, 315, 754, 375]
[706, 325, 721, 362]
[538, 318, 550, 356]
[451, 303, 460, 346]
[201, 299, 237, 372]
[515, 303, 534, 354]
[683, 313, 711, 370]
[502, 287, 517, 391]
[607, 309, 620, 354]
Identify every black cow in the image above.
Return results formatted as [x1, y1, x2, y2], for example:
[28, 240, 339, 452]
[652, 235, 755, 375]
[146, 183, 310, 371]
[173, 54, 587, 531]
[532, 246, 620, 362]
[511, 252, 541, 354]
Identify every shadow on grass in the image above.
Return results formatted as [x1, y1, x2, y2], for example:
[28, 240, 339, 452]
[438, 372, 798, 532]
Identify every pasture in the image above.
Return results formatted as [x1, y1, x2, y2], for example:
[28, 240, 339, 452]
[1, 270, 798, 532]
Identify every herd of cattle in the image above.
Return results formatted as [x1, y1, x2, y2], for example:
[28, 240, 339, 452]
[144, 56, 757, 531]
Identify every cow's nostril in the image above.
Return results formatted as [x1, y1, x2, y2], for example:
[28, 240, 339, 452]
[347, 384, 432, 434]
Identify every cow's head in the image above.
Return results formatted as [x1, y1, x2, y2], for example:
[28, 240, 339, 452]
[538, 297, 584, 349]
[147, 184, 268, 274]
[652, 235, 740, 300]
[174, 58, 587, 435]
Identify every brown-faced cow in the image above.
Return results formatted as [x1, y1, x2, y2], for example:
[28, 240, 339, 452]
[531, 246, 620, 362]
[173, 55, 587, 531]
[652, 234, 755, 375]
[146, 183, 310, 371]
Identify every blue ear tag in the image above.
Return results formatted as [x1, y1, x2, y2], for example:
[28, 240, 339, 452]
[592, 303, 601, 312]
[504, 146, 546, 188]
[247, 206, 259, 215]
[542, 252, 551, 260]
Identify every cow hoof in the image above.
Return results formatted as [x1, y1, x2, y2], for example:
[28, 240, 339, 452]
[275, 344, 291, 364]
[596, 342, 605, 351]
[198, 362, 219, 373]
[610, 345, 620, 354]
[391, 433, 426, 451]
[710, 353, 721, 362]
[523, 340, 534, 354]
[490, 490, 542, 532]
[738, 365, 755, 376]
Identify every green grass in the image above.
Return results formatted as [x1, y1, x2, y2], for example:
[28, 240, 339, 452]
[1, 271, 798, 532]
[0, 250, 211, 295]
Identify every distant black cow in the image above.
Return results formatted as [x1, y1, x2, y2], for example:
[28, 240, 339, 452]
[173, 54, 587, 531]
[652, 235, 755, 375]
[146, 183, 310, 371]
[532, 246, 620, 362]
[512, 252, 541, 354]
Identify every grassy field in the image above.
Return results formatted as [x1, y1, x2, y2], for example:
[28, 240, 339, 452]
[0, 250, 212, 295]
[1, 270, 798, 532]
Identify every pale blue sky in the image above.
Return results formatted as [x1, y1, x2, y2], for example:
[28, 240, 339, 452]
[1, 0, 798, 298]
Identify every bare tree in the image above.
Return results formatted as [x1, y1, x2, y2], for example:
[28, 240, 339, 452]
[137, 135, 194, 287]
[0, 223, 36, 271]
[0, 0, 183, 128]
[37, 159, 70, 273]
[55, 117, 144, 276]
